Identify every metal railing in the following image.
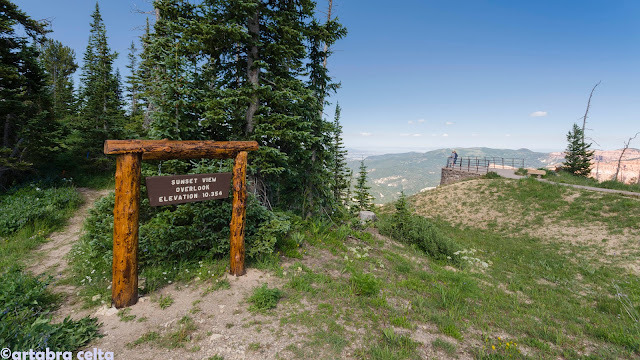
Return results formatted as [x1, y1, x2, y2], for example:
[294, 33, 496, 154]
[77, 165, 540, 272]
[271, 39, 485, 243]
[445, 157, 525, 173]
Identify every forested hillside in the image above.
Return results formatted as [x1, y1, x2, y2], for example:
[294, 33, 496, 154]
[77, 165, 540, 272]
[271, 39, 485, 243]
[349, 147, 553, 203]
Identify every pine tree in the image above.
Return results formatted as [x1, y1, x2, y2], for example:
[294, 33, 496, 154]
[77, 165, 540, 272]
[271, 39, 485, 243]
[354, 160, 373, 211]
[76, 2, 123, 158]
[140, 0, 347, 216]
[392, 191, 411, 234]
[39, 39, 78, 119]
[0, 0, 57, 186]
[330, 103, 350, 205]
[125, 41, 141, 116]
[563, 123, 594, 177]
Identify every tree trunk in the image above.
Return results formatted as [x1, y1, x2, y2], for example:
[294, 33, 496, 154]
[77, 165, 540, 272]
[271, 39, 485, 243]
[582, 81, 600, 144]
[3, 114, 11, 148]
[245, 8, 260, 136]
[614, 132, 640, 182]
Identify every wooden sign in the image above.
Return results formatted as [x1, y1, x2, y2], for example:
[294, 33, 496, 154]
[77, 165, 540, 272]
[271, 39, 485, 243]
[104, 139, 258, 308]
[145, 173, 232, 206]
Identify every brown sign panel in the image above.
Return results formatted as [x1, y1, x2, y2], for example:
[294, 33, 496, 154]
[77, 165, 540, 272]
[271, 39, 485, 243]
[145, 173, 232, 206]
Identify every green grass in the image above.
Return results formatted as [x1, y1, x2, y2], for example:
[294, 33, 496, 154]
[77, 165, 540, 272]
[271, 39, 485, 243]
[0, 184, 99, 352]
[269, 181, 640, 359]
[432, 337, 456, 356]
[0, 186, 82, 268]
[127, 316, 198, 350]
[157, 294, 174, 309]
[247, 284, 284, 313]
[547, 170, 640, 193]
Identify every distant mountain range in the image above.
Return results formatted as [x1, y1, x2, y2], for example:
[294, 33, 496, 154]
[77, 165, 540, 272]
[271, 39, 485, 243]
[347, 147, 640, 204]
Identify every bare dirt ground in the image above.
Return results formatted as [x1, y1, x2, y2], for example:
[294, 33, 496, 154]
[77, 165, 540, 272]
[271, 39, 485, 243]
[29, 188, 111, 277]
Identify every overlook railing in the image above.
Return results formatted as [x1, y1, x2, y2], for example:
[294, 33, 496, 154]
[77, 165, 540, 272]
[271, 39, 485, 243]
[445, 157, 525, 174]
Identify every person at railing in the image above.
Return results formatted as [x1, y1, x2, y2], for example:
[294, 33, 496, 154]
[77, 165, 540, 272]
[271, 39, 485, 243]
[451, 150, 458, 165]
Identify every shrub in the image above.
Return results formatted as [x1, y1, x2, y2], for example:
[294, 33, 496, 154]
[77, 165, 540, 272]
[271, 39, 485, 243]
[514, 168, 528, 176]
[247, 284, 283, 312]
[0, 267, 100, 351]
[72, 189, 291, 270]
[350, 271, 380, 297]
[483, 171, 501, 179]
[378, 197, 461, 265]
[0, 186, 82, 236]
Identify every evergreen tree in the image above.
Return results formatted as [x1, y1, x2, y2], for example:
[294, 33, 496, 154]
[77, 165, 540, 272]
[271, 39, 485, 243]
[141, 0, 347, 216]
[354, 160, 373, 211]
[137, 18, 155, 130]
[563, 123, 594, 177]
[330, 103, 350, 205]
[0, 0, 57, 186]
[76, 2, 123, 159]
[39, 39, 78, 119]
[392, 191, 411, 234]
[125, 41, 140, 115]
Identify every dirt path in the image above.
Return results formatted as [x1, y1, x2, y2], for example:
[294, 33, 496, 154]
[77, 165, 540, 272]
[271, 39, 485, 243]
[29, 187, 111, 277]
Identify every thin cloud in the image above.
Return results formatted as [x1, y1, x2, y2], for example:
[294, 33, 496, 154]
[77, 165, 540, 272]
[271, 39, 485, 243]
[412, 134, 422, 137]
[417, 119, 425, 123]
[442, 133, 449, 137]
[407, 120, 415, 124]
[505, 134, 511, 137]
[445, 121, 454, 125]
[530, 111, 548, 117]
[360, 132, 372, 136]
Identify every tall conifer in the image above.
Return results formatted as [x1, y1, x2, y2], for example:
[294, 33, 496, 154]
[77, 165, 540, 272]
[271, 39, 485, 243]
[141, 0, 347, 215]
[354, 160, 373, 211]
[330, 103, 350, 205]
[77, 2, 123, 157]
[39, 39, 78, 119]
[563, 123, 594, 177]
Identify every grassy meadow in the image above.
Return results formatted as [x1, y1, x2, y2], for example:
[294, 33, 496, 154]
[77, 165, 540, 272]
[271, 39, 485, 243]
[101, 177, 639, 359]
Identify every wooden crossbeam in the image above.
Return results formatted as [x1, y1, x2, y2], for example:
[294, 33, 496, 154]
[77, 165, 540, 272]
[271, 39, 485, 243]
[105, 140, 257, 308]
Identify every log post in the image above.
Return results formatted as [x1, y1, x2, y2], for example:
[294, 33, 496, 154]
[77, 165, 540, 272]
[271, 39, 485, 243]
[229, 151, 248, 276]
[112, 152, 142, 308]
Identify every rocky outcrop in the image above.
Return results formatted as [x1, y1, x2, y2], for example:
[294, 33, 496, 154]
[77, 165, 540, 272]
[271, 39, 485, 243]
[440, 167, 482, 186]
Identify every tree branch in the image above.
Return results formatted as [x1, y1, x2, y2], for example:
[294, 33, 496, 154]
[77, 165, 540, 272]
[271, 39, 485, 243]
[582, 81, 601, 143]
[614, 131, 640, 182]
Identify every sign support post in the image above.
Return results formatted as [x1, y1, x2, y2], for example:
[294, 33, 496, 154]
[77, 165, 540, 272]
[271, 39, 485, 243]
[229, 151, 248, 276]
[112, 152, 142, 308]
[104, 140, 258, 308]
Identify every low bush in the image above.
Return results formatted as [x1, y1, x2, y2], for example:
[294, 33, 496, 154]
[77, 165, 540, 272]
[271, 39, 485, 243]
[70, 182, 292, 296]
[378, 195, 461, 265]
[350, 271, 380, 297]
[0, 267, 100, 351]
[514, 168, 528, 176]
[0, 186, 82, 236]
[247, 284, 283, 312]
[483, 171, 502, 179]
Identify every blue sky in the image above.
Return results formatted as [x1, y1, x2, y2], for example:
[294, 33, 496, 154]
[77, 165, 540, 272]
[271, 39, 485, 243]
[15, 0, 640, 152]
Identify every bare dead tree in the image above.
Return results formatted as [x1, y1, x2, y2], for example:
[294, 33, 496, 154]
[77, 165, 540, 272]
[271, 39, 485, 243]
[581, 81, 601, 144]
[322, 0, 333, 69]
[614, 132, 640, 182]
